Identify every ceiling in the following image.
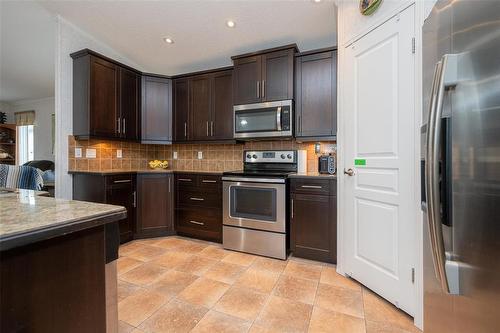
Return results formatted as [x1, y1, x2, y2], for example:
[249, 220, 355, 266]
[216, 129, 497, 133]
[41, 0, 337, 75]
[0, 1, 56, 102]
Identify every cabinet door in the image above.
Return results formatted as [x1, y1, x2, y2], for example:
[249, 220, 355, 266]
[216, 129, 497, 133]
[90, 56, 119, 138]
[296, 51, 337, 138]
[106, 184, 134, 243]
[141, 76, 172, 143]
[136, 174, 174, 237]
[291, 193, 336, 263]
[173, 78, 189, 142]
[119, 68, 141, 140]
[261, 49, 294, 102]
[211, 70, 233, 140]
[233, 56, 262, 105]
[190, 75, 212, 140]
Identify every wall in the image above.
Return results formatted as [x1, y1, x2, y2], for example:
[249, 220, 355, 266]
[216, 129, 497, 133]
[8, 97, 55, 161]
[0, 102, 13, 123]
[69, 136, 336, 174]
[54, 16, 144, 199]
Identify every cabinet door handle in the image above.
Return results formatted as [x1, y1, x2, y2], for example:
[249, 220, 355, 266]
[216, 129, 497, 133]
[189, 197, 204, 201]
[113, 179, 131, 184]
[202, 180, 216, 183]
[178, 178, 192, 182]
[122, 118, 126, 135]
[256, 81, 260, 98]
[206, 121, 209, 136]
[262, 80, 265, 98]
[117, 118, 121, 134]
[291, 198, 294, 219]
[133, 191, 136, 207]
[189, 220, 205, 226]
[184, 122, 187, 138]
[211, 121, 214, 137]
[301, 185, 322, 189]
[168, 177, 171, 193]
[298, 115, 301, 134]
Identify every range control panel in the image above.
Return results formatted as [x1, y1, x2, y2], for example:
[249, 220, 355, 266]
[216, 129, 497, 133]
[244, 150, 296, 163]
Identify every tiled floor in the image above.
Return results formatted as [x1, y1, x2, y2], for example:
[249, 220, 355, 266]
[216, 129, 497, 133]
[117, 236, 421, 333]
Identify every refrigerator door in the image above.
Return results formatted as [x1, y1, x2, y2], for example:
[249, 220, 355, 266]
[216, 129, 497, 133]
[450, 1, 500, 332]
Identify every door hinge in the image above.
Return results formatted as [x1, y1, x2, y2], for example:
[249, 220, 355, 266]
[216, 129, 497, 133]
[411, 268, 415, 283]
[411, 37, 416, 54]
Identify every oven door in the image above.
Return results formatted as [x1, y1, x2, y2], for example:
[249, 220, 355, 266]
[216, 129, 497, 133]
[222, 178, 286, 233]
[233, 101, 292, 139]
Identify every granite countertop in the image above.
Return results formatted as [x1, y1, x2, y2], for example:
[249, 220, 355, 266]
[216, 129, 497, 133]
[69, 169, 223, 176]
[288, 172, 337, 179]
[0, 189, 126, 251]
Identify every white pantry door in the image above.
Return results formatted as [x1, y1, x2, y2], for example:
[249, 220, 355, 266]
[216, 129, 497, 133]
[343, 6, 415, 315]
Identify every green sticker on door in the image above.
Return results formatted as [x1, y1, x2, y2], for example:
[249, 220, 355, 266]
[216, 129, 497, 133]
[354, 159, 366, 166]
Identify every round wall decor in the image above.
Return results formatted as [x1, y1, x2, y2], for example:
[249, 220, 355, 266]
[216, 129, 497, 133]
[359, 0, 383, 16]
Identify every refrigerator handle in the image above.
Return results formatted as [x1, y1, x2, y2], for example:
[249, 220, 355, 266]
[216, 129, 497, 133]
[426, 55, 452, 294]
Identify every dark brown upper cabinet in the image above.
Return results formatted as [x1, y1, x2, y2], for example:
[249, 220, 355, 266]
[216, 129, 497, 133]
[173, 69, 233, 143]
[141, 75, 172, 144]
[232, 44, 296, 105]
[72, 50, 141, 140]
[295, 48, 337, 141]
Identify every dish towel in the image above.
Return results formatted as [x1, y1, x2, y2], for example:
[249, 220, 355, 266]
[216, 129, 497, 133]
[0, 164, 44, 191]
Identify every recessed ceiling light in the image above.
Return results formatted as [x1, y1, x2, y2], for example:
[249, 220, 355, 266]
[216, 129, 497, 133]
[313, 0, 322, 2]
[163, 37, 174, 44]
[226, 20, 236, 28]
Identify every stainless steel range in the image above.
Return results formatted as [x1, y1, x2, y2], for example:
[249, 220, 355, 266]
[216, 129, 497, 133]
[222, 150, 297, 260]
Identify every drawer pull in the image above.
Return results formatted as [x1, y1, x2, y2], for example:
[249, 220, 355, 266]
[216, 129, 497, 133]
[202, 180, 217, 183]
[178, 178, 192, 182]
[301, 185, 322, 189]
[113, 179, 131, 183]
[189, 220, 205, 226]
[189, 197, 205, 201]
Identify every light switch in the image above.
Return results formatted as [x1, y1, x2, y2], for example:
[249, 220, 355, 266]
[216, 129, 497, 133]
[86, 148, 96, 158]
[197, 151, 203, 160]
[173, 151, 178, 159]
[75, 147, 82, 158]
[116, 149, 122, 158]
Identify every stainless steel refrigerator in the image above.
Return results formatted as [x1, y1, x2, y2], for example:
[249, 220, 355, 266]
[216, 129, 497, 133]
[422, 1, 500, 332]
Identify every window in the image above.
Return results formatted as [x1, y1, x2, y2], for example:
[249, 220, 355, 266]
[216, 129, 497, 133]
[18, 125, 34, 165]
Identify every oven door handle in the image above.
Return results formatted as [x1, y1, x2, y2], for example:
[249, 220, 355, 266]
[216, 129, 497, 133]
[222, 176, 285, 184]
[276, 106, 282, 131]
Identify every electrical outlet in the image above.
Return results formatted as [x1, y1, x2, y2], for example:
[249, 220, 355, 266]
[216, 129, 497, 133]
[75, 147, 82, 158]
[86, 148, 96, 159]
[173, 151, 178, 160]
[197, 151, 203, 160]
[116, 149, 122, 158]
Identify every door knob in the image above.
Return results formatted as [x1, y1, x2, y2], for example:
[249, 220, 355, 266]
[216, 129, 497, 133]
[344, 168, 355, 176]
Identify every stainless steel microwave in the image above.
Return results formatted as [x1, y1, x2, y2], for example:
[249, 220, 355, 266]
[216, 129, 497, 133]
[233, 100, 293, 139]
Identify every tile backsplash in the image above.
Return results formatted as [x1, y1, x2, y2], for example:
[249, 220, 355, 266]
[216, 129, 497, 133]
[68, 136, 336, 173]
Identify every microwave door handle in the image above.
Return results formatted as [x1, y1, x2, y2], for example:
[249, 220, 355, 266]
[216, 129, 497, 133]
[276, 106, 282, 131]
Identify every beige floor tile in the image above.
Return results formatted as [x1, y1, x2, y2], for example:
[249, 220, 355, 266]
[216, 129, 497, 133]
[214, 286, 268, 321]
[366, 320, 420, 333]
[315, 283, 364, 319]
[118, 257, 144, 276]
[118, 279, 143, 302]
[177, 242, 209, 254]
[198, 245, 230, 260]
[251, 257, 287, 275]
[119, 241, 144, 256]
[135, 238, 163, 246]
[308, 307, 365, 333]
[153, 237, 192, 250]
[363, 288, 419, 332]
[118, 320, 135, 333]
[255, 295, 313, 333]
[138, 299, 208, 333]
[118, 289, 169, 327]
[149, 251, 193, 269]
[248, 324, 282, 333]
[283, 261, 323, 282]
[234, 268, 280, 294]
[177, 277, 230, 308]
[203, 261, 246, 284]
[125, 245, 167, 262]
[320, 267, 361, 291]
[175, 255, 219, 276]
[273, 275, 318, 305]
[147, 270, 199, 297]
[222, 251, 257, 267]
[120, 262, 168, 286]
[191, 310, 252, 333]
[132, 329, 145, 333]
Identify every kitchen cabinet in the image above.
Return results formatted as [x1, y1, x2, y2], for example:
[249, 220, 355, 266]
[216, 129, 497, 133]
[290, 177, 337, 263]
[136, 173, 175, 238]
[72, 173, 136, 243]
[72, 49, 141, 140]
[295, 48, 337, 140]
[232, 45, 296, 105]
[175, 173, 222, 242]
[173, 69, 233, 142]
[141, 76, 172, 144]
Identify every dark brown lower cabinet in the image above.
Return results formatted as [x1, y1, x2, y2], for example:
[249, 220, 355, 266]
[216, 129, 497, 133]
[136, 173, 175, 238]
[290, 178, 337, 263]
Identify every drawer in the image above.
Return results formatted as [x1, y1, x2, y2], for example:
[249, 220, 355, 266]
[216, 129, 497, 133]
[198, 175, 222, 192]
[106, 174, 134, 186]
[177, 189, 221, 209]
[290, 178, 336, 196]
[175, 174, 198, 189]
[176, 208, 221, 233]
